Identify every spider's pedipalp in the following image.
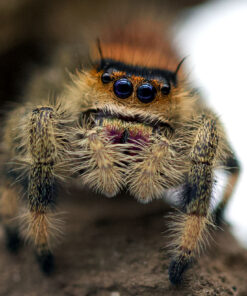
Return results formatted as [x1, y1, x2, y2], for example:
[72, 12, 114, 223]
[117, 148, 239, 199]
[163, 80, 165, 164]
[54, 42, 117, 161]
[127, 135, 185, 203]
[74, 125, 129, 197]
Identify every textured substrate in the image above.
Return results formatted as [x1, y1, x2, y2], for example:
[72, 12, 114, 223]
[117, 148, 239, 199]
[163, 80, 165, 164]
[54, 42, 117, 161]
[0, 188, 247, 296]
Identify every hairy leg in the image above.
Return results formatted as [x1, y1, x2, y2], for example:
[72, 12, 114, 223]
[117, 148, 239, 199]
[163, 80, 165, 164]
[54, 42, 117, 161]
[168, 115, 218, 284]
[24, 106, 67, 273]
[2, 105, 71, 273]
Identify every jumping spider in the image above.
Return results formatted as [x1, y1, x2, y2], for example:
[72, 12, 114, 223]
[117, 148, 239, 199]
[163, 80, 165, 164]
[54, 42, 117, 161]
[0, 23, 240, 285]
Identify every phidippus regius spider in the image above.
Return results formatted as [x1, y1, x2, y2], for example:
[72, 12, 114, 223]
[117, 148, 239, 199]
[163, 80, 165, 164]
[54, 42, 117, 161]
[0, 19, 240, 285]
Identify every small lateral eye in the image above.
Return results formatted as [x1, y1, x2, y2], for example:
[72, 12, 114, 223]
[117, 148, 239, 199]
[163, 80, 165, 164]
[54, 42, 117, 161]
[113, 78, 133, 99]
[137, 83, 156, 103]
[101, 72, 112, 84]
[161, 83, 171, 95]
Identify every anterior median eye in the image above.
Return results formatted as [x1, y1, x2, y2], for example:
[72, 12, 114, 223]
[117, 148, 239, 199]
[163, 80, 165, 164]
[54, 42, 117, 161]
[137, 83, 156, 103]
[113, 78, 133, 99]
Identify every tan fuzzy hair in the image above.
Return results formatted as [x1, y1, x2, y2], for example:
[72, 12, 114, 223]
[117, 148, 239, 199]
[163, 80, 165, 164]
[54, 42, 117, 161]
[2, 101, 76, 185]
[166, 210, 215, 259]
[65, 69, 197, 126]
[175, 110, 232, 168]
[19, 210, 64, 251]
[72, 126, 131, 197]
[126, 136, 188, 203]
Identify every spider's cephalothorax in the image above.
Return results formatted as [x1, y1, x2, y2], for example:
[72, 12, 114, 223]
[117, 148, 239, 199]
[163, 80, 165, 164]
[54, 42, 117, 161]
[0, 21, 240, 284]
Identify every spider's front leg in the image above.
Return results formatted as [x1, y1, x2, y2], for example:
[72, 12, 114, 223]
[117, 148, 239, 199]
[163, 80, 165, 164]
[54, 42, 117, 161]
[168, 115, 218, 285]
[22, 105, 71, 273]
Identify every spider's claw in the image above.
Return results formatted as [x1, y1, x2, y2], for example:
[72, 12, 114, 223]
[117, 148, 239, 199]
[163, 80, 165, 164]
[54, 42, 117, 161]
[168, 256, 190, 285]
[36, 250, 54, 275]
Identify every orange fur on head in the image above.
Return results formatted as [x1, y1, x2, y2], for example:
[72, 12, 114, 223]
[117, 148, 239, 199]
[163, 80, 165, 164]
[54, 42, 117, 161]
[92, 19, 179, 71]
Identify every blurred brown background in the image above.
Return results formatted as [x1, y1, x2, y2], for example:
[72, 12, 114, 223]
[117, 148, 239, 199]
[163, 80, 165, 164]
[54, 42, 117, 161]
[0, 0, 208, 104]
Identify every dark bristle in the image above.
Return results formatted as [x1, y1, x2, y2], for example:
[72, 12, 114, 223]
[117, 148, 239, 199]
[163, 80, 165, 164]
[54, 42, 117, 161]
[175, 56, 187, 75]
[96, 38, 104, 70]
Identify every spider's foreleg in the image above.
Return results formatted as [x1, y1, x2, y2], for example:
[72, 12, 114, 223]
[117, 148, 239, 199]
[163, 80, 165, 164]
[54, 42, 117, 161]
[23, 106, 69, 273]
[168, 116, 218, 284]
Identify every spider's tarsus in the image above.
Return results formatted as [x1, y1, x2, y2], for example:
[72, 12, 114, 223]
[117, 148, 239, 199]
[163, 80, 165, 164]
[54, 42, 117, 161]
[168, 257, 190, 285]
[36, 251, 54, 275]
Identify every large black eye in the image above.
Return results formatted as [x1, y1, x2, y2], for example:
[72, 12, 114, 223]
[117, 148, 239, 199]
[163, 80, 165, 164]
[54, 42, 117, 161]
[113, 78, 133, 99]
[101, 72, 112, 84]
[137, 83, 156, 103]
[161, 83, 171, 95]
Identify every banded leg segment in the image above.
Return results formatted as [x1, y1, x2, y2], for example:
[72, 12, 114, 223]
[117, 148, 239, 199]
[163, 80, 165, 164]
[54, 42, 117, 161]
[25, 106, 64, 273]
[169, 116, 218, 284]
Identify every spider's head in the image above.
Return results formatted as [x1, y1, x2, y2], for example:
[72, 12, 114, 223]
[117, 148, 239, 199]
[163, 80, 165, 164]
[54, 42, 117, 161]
[69, 34, 194, 146]
[75, 55, 194, 145]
